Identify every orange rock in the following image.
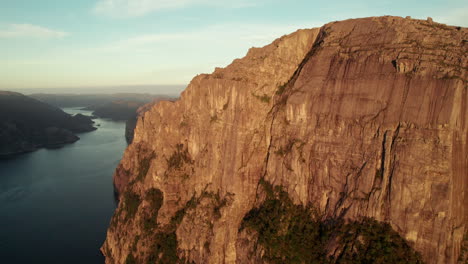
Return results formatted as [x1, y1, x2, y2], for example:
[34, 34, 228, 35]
[103, 16, 467, 264]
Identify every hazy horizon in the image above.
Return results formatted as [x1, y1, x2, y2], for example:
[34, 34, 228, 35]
[1, 84, 186, 96]
[1, 0, 466, 90]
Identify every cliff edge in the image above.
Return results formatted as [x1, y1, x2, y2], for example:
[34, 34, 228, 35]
[103, 16, 467, 264]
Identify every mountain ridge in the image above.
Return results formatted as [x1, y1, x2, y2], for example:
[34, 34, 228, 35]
[0, 91, 96, 157]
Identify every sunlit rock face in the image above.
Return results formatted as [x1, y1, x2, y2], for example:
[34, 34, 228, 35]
[103, 16, 467, 264]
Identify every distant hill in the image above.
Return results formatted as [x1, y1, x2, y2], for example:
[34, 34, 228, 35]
[30, 93, 173, 108]
[86, 100, 144, 121]
[0, 91, 96, 158]
[30, 92, 177, 144]
[14, 84, 185, 96]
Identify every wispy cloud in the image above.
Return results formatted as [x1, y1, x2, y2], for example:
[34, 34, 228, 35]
[0, 24, 69, 39]
[88, 21, 324, 85]
[93, 0, 257, 17]
[1, 21, 322, 88]
[102, 22, 323, 53]
[433, 7, 468, 27]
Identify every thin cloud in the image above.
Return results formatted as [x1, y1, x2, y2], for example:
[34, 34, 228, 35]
[0, 24, 69, 39]
[102, 22, 324, 53]
[432, 7, 468, 27]
[93, 0, 257, 17]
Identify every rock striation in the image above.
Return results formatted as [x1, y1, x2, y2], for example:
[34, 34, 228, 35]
[103, 16, 467, 264]
[125, 98, 177, 144]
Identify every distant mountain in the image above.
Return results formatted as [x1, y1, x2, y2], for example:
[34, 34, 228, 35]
[83, 100, 146, 121]
[30, 93, 177, 145]
[30, 93, 173, 108]
[15, 85, 185, 96]
[0, 91, 96, 158]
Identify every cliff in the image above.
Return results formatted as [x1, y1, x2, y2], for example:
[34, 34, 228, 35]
[0, 91, 96, 157]
[33, 92, 176, 145]
[125, 98, 178, 144]
[103, 16, 467, 264]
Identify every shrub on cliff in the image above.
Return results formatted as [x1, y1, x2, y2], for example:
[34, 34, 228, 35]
[240, 179, 424, 264]
[123, 192, 141, 221]
[240, 181, 325, 263]
[142, 188, 163, 232]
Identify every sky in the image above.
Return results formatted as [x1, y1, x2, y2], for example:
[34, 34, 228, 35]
[0, 0, 466, 93]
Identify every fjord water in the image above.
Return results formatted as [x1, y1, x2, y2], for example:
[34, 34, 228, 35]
[0, 108, 126, 263]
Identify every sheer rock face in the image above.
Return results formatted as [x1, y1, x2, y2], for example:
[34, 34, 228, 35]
[104, 16, 467, 264]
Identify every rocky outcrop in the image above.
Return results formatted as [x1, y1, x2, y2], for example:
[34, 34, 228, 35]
[0, 91, 96, 157]
[103, 16, 467, 264]
[125, 98, 177, 144]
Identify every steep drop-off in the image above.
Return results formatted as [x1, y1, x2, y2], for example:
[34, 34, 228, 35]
[103, 16, 467, 264]
[125, 99, 177, 144]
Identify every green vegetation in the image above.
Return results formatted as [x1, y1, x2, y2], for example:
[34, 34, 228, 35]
[146, 193, 200, 264]
[147, 231, 179, 264]
[134, 194, 197, 264]
[458, 231, 468, 262]
[213, 194, 229, 219]
[241, 179, 424, 264]
[330, 218, 424, 264]
[252, 93, 271, 103]
[131, 235, 140, 252]
[210, 114, 218, 123]
[276, 84, 287, 95]
[274, 138, 298, 156]
[145, 190, 232, 263]
[122, 188, 178, 263]
[274, 146, 286, 156]
[123, 191, 141, 221]
[142, 188, 164, 232]
[170, 190, 229, 227]
[146, 188, 164, 209]
[241, 180, 324, 263]
[125, 253, 137, 264]
[166, 144, 192, 171]
[108, 208, 120, 230]
[134, 153, 155, 183]
[375, 168, 384, 179]
[171, 195, 198, 227]
[180, 120, 188, 127]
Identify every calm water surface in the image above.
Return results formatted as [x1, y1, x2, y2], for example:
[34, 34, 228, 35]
[0, 108, 127, 263]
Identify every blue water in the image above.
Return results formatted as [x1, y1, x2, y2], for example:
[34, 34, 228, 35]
[0, 108, 126, 264]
